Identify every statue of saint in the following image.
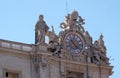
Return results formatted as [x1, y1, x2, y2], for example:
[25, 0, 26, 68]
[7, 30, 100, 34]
[98, 34, 106, 54]
[92, 37, 109, 65]
[98, 34, 104, 45]
[35, 15, 49, 44]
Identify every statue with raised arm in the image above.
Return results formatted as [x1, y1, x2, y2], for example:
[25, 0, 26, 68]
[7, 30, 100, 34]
[35, 15, 49, 44]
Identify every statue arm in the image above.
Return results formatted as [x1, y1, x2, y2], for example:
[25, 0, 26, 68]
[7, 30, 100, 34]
[42, 21, 49, 31]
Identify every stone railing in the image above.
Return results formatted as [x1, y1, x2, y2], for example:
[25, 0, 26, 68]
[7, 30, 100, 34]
[0, 39, 32, 52]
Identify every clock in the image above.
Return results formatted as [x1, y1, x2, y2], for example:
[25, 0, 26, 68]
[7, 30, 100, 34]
[63, 31, 85, 54]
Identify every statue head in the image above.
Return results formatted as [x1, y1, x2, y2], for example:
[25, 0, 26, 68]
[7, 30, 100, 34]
[100, 34, 103, 39]
[39, 15, 44, 21]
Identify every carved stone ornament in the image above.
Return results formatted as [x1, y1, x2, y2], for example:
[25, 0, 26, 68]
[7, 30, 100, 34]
[31, 53, 41, 71]
[41, 56, 48, 70]
[60, 10, 85, 32]
[35, 11, 110, 66]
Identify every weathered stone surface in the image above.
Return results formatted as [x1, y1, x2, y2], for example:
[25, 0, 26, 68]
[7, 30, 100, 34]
[0, 11, 113, 78]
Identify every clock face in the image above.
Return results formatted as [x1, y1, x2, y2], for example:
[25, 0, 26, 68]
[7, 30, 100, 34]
[64, 32, 84, 54]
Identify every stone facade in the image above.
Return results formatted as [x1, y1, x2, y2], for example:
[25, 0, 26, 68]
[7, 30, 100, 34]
[0, 11, 113, 78]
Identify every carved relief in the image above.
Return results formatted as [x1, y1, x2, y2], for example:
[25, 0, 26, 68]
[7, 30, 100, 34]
[41, 56, 48, 70]
[31, 53, 41, 70]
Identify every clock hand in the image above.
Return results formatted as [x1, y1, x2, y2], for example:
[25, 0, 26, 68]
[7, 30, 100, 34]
[71, 40, 77, 48]
[71, 40, 82, 50]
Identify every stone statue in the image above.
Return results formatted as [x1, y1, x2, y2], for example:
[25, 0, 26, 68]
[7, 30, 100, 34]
[46, 26, 58, 43]
[35, 15, 49, 44]
[92, 40, 109, 65]
[98, 34, 104, 45]
[92, 41, 102, 64]
[46, 26, 61, 56]
[98, 34, 106, 53]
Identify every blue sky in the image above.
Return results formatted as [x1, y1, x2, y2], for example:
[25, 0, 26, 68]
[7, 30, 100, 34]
[0, 0, 120, 78]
